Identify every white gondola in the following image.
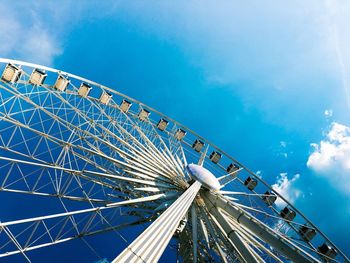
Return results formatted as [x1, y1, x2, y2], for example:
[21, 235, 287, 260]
[0, 58, 347, 263]
[299, 225, 316, 242]
[262, 191, 277, 206]
[157, 118, 168, 131]
[192, 139, 204, 152]
[100, 91, 112, 105]
[29, 69, 47, 85]
[226, 163, 239, 173]
[54, 75, 69, 91]
[78, 83, 92, 97]
[280, 207, 296, 221]
[1, 63, 21, 83]
[174, 129, 186, 140]
[120, 99, 132, 113]
[244, 176, 257, 190]
[318, 243, 337, 259]
[209, 151, 221, 164]
[138, 108, 150, 121]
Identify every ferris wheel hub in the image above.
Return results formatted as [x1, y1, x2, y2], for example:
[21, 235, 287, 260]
[187, 163, 221, 190]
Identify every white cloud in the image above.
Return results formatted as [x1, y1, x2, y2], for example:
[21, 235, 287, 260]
[0, 4, 21, 54]
[118, 0, 350, 124]
[255, 170, 262, 178]
[324, 109, 333, 117]
[272, 173, 301, 208]
[19, 22, 62, 66]
[277, 141, 289, 159]
[0, 2, 62, 66]
[0, 1, 125, 66]
[307, 122, 350, 193]
[324, 0, 350, 109]
[280, 141, 287, 148]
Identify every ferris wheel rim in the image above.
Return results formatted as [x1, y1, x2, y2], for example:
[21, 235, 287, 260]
[0, 57, 348, 262]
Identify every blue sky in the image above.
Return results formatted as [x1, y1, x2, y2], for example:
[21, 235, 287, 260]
[1, 0, 350, 261]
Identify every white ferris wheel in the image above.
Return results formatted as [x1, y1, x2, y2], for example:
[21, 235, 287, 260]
[0, 58, 348, 263]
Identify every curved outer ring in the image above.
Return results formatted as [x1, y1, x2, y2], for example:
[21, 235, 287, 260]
[0, 57, 348, 262]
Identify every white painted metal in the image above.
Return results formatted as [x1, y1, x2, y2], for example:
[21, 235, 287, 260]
[0, 58, 348, 263]
[187, 163, 220, 191]
[203, 192, 320, 263]
[112, 181, 201, 263]
[0, 195, 166, 258]
[78, 83, 91, 97]
[204, 201, 260, 263]
[29, 69, 46, 85]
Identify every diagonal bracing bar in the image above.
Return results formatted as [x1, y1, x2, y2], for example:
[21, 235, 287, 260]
[112, 181, 202, 263]
[0, 193, 170, 258]
[203, 192, 320, 263]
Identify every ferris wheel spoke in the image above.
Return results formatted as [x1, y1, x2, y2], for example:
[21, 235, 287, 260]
[0, 193, 170, 259]
[224, 195, 315, 248]
[160, 148, 186, 178]
[0, 84, 139, 172]
[203, 192, 321, 263]
[0, 155, 175, 207]
[87, 96, 179, 174]
[206, 203, 261, 263]
[132, 116, 183, 171]
[0, 109, 180, 187]
[117, 140, 178, 182]
[217, 169, 243, 189]
[0, 59, 347, 262]
[150, 149, 183, 179]
[120, 169, 176, 189]
[133, 139, 179, 176]
[0, 155, 111, 200]
[82, 170, 164, 189]
[221, 191, 305, 234]
[231, 201, 305, 229]
[105, 140, 179, 184]
[223, 210, 284, 262]
[1, 225, 32, 262]
[0, 207, 116, 258]
[175, 154, 185, 172]
[0, 155, 176, 196]
[99, 120, 186, 183]
[129, 147, 181, 185]
[198, 205, 236, 262]
[0, 216, 149, 259]
[220, 190, 269, 197]
[178, 140, 189, 169]
[52, 98, 162, 171]
[0, 188, 107, 204]
[197, 145, 209, 166]
[120, 123, 185, 179]
[0, 111, 100, 167]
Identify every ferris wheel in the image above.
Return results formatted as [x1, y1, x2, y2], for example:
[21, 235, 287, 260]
[0, 58, 348, 263]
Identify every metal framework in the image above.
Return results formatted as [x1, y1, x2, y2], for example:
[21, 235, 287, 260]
[0, 58, 348, 263]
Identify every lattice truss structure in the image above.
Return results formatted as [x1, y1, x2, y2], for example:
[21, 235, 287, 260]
[0, 59, 348, 263]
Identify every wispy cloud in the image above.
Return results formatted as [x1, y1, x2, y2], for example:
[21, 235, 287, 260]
[307, 122, 350, 194]
[113, 1, 350, 129]
[272, 173, 301, 208]
[325, 0, 350, 109]
[324, 109, 333, 118]
[0, 2, 62, 65]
